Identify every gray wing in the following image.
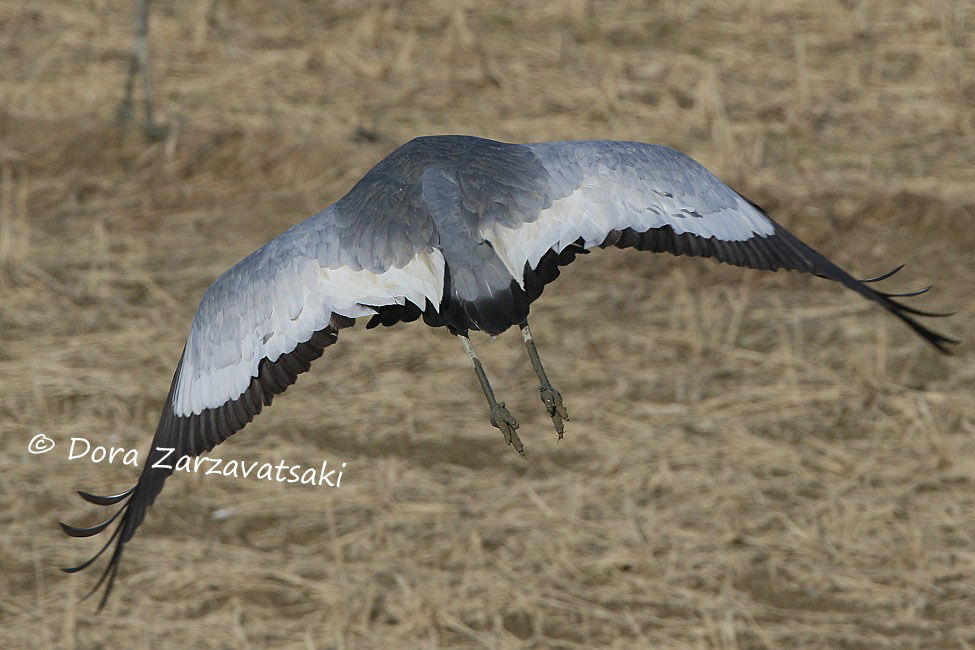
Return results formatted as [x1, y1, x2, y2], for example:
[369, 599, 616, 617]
[175, 208, 444, 418]
[482, 140, 776, 276]
[60, 204, 446, 609]
[479, 140, 955, 352]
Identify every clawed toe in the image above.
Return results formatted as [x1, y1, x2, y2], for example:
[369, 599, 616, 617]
[539, 384, 568, 439]
[490, 402, 524, 455]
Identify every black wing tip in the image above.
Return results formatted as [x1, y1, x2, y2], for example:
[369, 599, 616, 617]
[856, 268, 958, 354]
[59, 499, 128, 538]
[862, 285, 958, 356]
[762, 222, 959, 356]
[918, 328, 960, 356]
[62, 558, 93, 574]
[77, 488, 135, 506]
[60, 484, 136, 610]
[879, 285, 932, 299]
[860, 264, 906, 284]
[60, 520, 108, 538]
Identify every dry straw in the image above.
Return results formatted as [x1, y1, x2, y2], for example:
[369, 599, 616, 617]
[0, 0, 971, 647]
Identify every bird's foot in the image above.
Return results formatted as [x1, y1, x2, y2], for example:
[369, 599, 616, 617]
[490, 402, 524, 455]
[539, 384, 568, 440]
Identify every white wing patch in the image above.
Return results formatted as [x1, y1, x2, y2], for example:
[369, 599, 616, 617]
[482, 180, 775, 288]
[172, 249, 445, 417]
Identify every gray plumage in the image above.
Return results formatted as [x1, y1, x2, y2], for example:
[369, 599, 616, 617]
[60, 135, 955, 610]
[179, 136, 777, 415]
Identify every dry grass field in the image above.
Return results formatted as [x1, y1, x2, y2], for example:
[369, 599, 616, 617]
[1, 0, 973, 647]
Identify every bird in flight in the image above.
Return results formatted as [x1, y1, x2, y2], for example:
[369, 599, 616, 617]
[61, 135, 955, 609]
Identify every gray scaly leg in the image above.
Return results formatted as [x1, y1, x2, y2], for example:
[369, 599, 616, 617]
[458, 334, 524, 455]
[520, 321, 568, 439]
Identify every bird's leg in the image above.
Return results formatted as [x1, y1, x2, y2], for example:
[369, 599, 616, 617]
[520, 321, 568, 439]
[458, 334, 524, 455]
[117, 0, 168, 141]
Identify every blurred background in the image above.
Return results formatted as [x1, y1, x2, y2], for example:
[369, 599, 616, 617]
[1, 0, 973, 646]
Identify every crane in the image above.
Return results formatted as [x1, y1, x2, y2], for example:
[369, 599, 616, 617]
[61, 135, 955, 609]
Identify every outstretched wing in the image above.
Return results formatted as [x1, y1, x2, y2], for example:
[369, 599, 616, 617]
[60, 206, 445, 609]
[479, 140, 956, 352]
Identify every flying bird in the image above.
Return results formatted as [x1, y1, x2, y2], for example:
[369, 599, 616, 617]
[61, 135, 956, 609]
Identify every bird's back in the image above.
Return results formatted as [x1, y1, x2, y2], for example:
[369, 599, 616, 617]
[330, 136, 556, 267]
